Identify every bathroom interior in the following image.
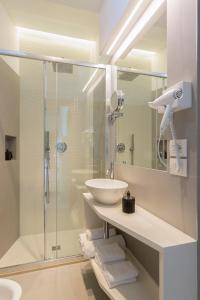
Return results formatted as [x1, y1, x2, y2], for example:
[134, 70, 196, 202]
[0, 0, 199, 299]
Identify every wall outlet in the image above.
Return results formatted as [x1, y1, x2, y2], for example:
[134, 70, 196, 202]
[169, 139, 187, 158]
[169, 158, 187, 177]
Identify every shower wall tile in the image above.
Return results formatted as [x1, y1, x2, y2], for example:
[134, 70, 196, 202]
[0, 57, 20, 258]
[19, 59, 44, 236]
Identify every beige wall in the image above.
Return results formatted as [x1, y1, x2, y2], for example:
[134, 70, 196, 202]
[0, 2, 20, 261]
[0, 57, 20, 258]
[19, 58, 44, 236]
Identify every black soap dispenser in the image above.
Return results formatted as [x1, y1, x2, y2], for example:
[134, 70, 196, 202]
[122, 191, 135, 214]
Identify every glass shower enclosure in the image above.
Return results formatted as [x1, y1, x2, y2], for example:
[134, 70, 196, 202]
[0, 50, 166, 270]
[0, 52, 106, 268]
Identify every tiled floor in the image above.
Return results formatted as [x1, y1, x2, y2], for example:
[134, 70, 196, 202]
[9, 261, 109, 300]
[0, 229, 82, 268]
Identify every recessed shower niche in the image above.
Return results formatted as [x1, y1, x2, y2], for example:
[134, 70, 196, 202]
[5, 135, 16, 161]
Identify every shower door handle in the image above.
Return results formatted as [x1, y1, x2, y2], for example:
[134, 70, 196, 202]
[44, 131, 50, 205]
[44, 159, 50, 204]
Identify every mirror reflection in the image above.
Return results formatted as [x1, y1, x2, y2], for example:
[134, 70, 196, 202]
[116, 73, 167, 169]
[116, 10, 167, 170]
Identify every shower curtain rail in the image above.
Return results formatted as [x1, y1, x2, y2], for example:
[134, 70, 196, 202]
[0, 49, 167, 78]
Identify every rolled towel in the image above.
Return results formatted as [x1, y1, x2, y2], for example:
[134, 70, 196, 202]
[79, 234, 126, 258]
[79, 233, 87, 247]
[103, 260, 139, 288]
[95, 242, 125, 265]
[86, 227, 116, 241]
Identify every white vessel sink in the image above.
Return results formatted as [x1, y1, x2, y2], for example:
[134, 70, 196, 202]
[85, 178, 128, 205]
[0, 279, 22, 300]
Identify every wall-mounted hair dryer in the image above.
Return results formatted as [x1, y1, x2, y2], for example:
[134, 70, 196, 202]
[148, 81, 192, 171]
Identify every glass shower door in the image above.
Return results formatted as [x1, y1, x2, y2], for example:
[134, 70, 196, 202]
[44, 61, 106, 259]
[44, 62, 57, 259]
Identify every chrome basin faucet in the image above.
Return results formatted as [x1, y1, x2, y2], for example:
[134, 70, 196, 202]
[106, 162, 114, 179]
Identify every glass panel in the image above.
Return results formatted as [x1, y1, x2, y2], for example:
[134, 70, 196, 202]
[115, 8, 167, 171]
[44, 62, 57, 259]
[116, 72, 167, 170]
[55, 63, 106, 258]
[0, 56, 45, 268]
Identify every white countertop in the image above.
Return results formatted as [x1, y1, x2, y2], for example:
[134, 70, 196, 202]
[83, 193, 196, 252]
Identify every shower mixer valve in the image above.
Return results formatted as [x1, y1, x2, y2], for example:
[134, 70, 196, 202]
[56, 142, 67, 153]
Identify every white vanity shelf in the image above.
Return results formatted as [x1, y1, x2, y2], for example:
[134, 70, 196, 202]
[83, 193, 197, 300]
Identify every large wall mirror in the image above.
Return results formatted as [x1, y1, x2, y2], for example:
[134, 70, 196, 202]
[115, 8, 167, 170]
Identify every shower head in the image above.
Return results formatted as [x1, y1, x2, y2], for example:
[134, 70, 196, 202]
[118, 71, 139, 81]
[52, 62, 73, 74]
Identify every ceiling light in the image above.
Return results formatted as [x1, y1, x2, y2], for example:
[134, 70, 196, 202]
[129, 48, 156, 58]
[17, 27, 95, 47]
[106, 0, 144, 56]
[113, 0, 165, 61]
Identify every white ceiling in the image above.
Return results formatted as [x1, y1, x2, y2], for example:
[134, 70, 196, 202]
[47, 0, 103, 12]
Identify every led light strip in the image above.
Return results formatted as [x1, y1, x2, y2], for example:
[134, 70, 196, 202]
[106, 0, 144, 56]
[113, 0, 165, 61]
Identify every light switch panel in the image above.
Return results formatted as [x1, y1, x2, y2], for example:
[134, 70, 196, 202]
[169, 158, 187, 177]
[169, 139, 187, 158]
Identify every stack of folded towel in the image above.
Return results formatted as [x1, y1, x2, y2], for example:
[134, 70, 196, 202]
[95, 242, 139, 288]
[79, 227, 126, 258]
[79, 228, 139, 288]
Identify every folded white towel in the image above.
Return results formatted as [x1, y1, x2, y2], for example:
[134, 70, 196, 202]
[95, 242, 125, 265]
[103, 260, 139, 288]
[79, 234, 126, 258]
[86, 227, 116, 241]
